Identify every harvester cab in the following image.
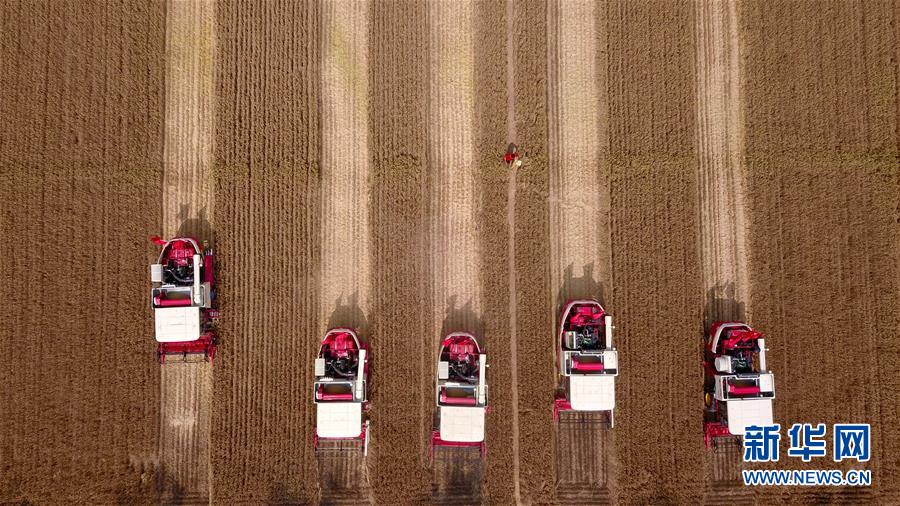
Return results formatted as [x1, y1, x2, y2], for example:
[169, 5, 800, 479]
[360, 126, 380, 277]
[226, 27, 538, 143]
[314, 328, 370, 455]
[703, 322, 775, 448]
[431, 332, 488, 456]
[150, 236, 217, 363]
[554, 300, 618, 426]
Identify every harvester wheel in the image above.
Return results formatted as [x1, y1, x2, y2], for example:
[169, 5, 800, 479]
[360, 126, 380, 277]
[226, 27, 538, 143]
[704, 392, 712, 408]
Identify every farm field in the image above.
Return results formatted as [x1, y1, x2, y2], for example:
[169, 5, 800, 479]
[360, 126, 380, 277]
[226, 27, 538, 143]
[1, 0, 898, 504]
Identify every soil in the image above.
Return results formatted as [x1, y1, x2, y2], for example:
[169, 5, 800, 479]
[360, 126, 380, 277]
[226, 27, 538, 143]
[2, 0, 899, 504]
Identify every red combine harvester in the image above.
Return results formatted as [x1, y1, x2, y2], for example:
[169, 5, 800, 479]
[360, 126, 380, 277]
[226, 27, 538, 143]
[703, 322, 775, 448]
[314, 328, 370, 455]
[554, 300, 618, 426]
[150, 236, 217, 363]
[431, 332, 489, 456]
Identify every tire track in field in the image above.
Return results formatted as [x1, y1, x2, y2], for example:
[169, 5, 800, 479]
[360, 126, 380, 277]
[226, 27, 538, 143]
[547, 0, 615, 502]
[427, 1, 484, 502]
[317, 0, 372, 502]
[159, 0, 215, 501]
[692, 1, 755, 501]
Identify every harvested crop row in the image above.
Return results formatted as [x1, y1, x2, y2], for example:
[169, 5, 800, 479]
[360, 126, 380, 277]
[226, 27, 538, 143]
[426, 2, 485, 502]
[319, 0, 372, 333]
[157, 1, 217, 501]
[0, 0, 165, 502]
[162, 0, 216, 241]
[317, 0, 374, 501]
[159, 363, 213, 501]
[212, 0, 322, 502]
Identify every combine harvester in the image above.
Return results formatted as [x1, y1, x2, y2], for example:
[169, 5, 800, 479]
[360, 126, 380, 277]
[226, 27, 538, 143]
[314, 328, 370, 455]
[703, 322, 775, 448]
[431, 332, 489, 456]
[150, 236, 217, 363]
[553, 300, 618, 426]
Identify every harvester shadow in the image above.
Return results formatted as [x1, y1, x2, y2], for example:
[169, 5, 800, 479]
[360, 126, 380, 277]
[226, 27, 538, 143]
[557, 263, 607, 314]
[113, 455, 159, 504]
[326, 292, 370, 339]
[439, 296, 484, 339]
[176, 205, 214, 245]
[703, 283, 746, 331]
[316, 452, 373, 506]
[267, 482, 308, 505]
